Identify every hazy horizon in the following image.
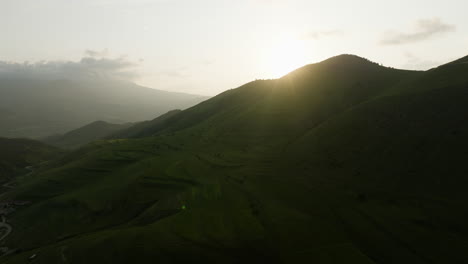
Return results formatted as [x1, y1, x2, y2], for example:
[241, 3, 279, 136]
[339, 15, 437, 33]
[1, 0, 467, 95]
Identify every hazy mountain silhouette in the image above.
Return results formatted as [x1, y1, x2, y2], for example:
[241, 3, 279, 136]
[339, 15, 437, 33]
[108, 109, 182, 139]
[2, 55, 468, 263]
[42, 121, 134, 149]
[0, 78, 207, 138]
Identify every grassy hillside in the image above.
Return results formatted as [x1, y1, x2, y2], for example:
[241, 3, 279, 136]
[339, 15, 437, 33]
[112, 55, 418, 140]
[0, 79, 207, 138]
[109, 110, 182, 139]
[0, 138, 61, 183]
[2, 55, 468, 263]
[43, 121, 134, 149]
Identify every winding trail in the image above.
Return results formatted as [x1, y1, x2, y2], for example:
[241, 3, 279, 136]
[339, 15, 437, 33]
[2, 182, 15, 189]
[0, 166, 34, 244]
[0, 216, 12, 242]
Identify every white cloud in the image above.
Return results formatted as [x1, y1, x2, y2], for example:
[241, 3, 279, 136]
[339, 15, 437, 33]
[0, 50, 139, 81]
[301, 30, 344, 40]
[381, 18, 456, 45]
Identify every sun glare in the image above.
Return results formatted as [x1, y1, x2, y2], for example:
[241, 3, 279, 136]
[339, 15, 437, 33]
[261, 36, 309, 79]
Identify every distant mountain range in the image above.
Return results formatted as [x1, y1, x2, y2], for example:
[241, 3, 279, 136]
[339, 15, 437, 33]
[0, 79, 207, 138]
[2, 54, 468, 263]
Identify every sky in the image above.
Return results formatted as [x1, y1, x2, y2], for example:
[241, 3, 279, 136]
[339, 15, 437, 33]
[0, 0, 467, 95]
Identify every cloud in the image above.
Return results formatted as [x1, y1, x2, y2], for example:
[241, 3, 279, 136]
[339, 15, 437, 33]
[0, 51, 139, 81]
[155, 66, 190, 79]
[301, 30, 343, 40]
[84, 49, 109, 57]
[381, 18, 456, 45]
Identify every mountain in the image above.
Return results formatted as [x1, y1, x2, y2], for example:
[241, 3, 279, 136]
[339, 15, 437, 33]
[0, 79, 207, 139]
[109, 109, 182, 139]
[41, 110, 185, 149]
[112, 55, 418, 139]
[2, 55, 468, 263]
[0, 138, 60, 183]
[42, 121, 134, 149]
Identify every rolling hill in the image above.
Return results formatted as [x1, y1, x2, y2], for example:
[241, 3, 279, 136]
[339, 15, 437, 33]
[0, 138, 60, 183]
[2, 55, 468, 263]
[0, 79, 207, 139]
[42, 121, 134, 149]
[41, 110, 185, 149]
[108, 110, 183, 139]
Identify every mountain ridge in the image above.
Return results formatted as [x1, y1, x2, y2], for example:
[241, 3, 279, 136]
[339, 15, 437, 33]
[42, 120, 134, 149]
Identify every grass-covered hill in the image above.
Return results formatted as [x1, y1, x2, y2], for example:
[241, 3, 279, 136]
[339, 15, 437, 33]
[0, 138, 60, 183]
[42, 121, 134, 149]
[108, 110, 182, 139]
[2, 54, 468, 263]
[42, 110, 185, 149]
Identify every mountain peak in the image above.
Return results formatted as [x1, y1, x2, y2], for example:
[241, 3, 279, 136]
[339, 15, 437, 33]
[283, 54, 391, 79]
[321, 54, 381, 66]
[87, 120, 111, 127]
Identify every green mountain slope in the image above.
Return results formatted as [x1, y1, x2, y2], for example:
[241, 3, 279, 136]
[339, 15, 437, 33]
[0, 138, 60, 183]
[282, 57, 468, 263]
[114, 55, 418, 140]
[2, 55, 468, 263]
[43, 121, 134, 149]
[109, 110, 182, 139]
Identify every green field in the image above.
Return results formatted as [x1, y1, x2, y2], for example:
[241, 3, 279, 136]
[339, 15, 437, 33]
[0, 138, 61, 184]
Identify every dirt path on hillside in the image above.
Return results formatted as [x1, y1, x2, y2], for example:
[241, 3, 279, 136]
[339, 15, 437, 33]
[0, 216, 12, 242]
[0, 165, 35, 254]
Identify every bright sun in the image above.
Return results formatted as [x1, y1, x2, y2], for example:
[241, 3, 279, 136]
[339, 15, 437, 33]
[262, 36, 309, 78]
